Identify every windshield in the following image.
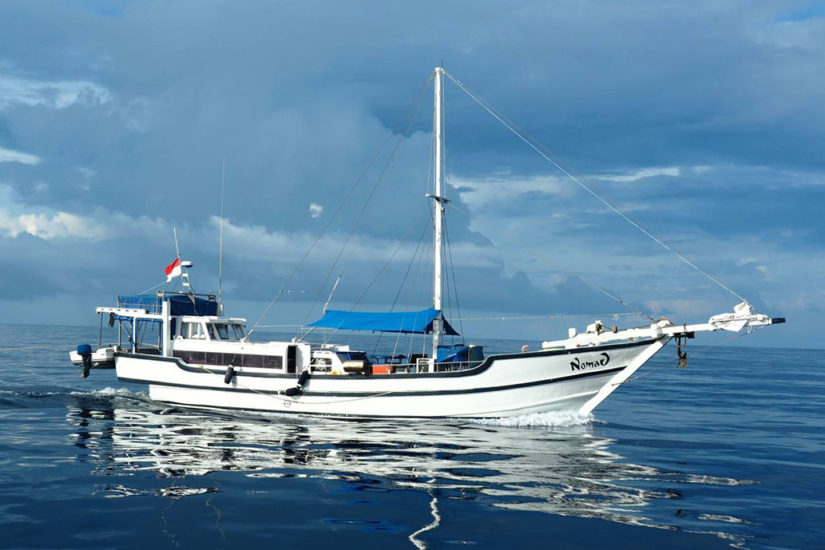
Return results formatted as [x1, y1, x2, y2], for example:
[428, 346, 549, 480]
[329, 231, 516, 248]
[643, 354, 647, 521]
[210, 323, 242, 341]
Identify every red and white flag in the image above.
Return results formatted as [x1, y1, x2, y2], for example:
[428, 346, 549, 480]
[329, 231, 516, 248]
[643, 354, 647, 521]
[164, 258, 182, 282]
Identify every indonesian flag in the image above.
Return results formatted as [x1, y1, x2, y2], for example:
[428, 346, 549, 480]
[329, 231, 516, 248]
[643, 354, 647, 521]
[164, 258, 182, 282]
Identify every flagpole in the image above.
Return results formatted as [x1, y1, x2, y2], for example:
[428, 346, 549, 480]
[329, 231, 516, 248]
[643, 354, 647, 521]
[173, 226, 181, 260]
[171, 226, 192, 291]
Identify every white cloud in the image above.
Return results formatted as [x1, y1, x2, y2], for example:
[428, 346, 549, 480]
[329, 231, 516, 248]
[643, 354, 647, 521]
[0, 184, 168, 242]
[452, 173, 569, 210]
[0, 145, 41, 165]
[593, 167, 681, 183]
[204, 216, 498, 269]
[309, 203, 324, 218]
[0, 210, 108, 240]
[0, 74, 112, 110]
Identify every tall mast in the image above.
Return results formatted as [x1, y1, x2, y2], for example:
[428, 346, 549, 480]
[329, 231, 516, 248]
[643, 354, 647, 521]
[218, 158, 226, 314]
[431, 66, 445, 361]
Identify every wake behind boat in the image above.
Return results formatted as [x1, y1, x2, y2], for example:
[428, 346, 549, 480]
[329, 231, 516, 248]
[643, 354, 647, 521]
[70, 67, 784, 418]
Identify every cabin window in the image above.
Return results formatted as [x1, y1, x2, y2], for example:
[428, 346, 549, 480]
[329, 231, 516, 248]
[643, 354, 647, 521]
[216, 324, 230, 340]
[174, 350, 283, 369]
[232, 325, 246, 340]
[210, 323, 240, 341]
[182, 322, 206, 339]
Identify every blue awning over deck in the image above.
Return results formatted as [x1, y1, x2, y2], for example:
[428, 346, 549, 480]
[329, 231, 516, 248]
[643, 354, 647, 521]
[308, 308, 459, 335]
[116, 294, 218, 316]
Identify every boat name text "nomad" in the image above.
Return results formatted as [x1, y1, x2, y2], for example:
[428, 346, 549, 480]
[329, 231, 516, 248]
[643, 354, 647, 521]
[570, 352, 610, 371]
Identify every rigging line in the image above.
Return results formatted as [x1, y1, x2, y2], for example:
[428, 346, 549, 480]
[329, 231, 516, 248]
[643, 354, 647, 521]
[348, 209, 427, 312]
[389, 221, 432, 357]
[305, 79, 432, 336]
[440, 75, 466, 342]
[446, 201, 655, 321]
[370, 219, 431, 355]
[404, 216, 433, 360]
[621, 328, 757, 386]
[455, 312, 641, 321]
[321, 213, 422, 348]
[136, 279, 167, 296]
[443, 70, 749, 305]
[316, 117, 431, 348]
[688, 325, 758, 357]
[443, 215, 465, 341]
[251, 76, 434, 336]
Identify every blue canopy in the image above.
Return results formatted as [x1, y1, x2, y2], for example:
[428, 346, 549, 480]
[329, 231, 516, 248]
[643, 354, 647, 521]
[117, 294, 218, 316]
[308, 308, 459, 335]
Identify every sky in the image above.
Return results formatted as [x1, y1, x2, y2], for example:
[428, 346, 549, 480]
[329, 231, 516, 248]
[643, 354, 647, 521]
[0, 0, 822, 348]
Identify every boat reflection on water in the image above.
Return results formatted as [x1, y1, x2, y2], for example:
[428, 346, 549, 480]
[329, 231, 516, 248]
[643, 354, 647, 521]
[65, 389, 752, 549]
[66, 391, 670, 522]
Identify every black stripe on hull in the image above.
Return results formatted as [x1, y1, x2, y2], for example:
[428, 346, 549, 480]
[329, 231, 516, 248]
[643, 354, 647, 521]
[118, 365, 625, 399]
[116, 337, 657, 381]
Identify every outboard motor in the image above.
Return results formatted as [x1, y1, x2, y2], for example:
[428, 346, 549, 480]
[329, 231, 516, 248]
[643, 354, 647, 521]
[285, 370, 311, 397]
[77, 344, 93, 378]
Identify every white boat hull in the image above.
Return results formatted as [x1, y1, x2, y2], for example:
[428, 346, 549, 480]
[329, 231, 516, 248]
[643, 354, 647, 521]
[115, 338, 668, 418]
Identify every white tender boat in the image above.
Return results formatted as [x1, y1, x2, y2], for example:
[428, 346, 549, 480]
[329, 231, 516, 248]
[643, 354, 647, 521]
[70, 67, 784, 418]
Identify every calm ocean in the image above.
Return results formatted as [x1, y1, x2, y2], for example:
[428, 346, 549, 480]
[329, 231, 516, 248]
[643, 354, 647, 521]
[1, 324, 822, 549]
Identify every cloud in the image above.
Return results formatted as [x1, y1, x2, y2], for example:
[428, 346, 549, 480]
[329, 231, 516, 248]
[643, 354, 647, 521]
[0, 1, 821, 348]
[0, 146, 41, 165]
[308, 203, 324, 219]
[204, 216, 498, 270]
[593, 166, 681, 183]
[0, 185, 168, 241]
[452, 173, 569, 211]
[0, 210, 107, 240]
[0, 73, 112, 110]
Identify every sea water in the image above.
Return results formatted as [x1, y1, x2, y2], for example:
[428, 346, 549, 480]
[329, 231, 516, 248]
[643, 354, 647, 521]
[0, 324, 822, 549]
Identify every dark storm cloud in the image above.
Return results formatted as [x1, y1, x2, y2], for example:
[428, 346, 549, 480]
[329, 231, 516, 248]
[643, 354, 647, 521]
[0, 1, 822, 347]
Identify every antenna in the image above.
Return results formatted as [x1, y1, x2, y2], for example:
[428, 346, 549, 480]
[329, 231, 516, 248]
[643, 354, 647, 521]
[218, 158, 226, 313]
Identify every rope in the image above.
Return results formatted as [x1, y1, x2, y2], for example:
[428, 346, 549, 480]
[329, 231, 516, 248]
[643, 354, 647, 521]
[368, 221, 432, 355]
[618, 326, 759, 385]
[687, 325, 758, 357]
[443, 212, 465, 342]
[454, 312, 641, 322]
[443, 70, 749, 305]
[250, 76, 434, 337]
[136, 279, 167, 296]
[298, 78, 433, 335]
[446, 201, 655, 321]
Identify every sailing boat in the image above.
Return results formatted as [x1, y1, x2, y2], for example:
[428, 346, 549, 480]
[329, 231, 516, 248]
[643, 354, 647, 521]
[70, 67, 783, 418]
